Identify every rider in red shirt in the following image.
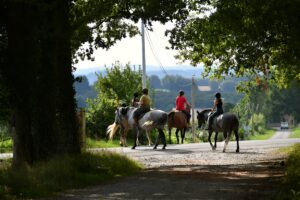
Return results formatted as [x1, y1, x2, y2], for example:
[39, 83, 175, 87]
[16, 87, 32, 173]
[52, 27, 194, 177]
[176, 90, 191, 124]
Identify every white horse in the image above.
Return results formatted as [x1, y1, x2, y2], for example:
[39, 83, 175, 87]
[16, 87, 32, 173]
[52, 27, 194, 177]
[107, 106, 168, 149]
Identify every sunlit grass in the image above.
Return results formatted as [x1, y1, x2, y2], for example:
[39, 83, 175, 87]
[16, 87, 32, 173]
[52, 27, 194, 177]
[0, 151, 142, 199]
[289, 127, 300, 138]
[0, 139, 12, 153]
[273, 143, 300, 199]
[247, 129, 276, 140]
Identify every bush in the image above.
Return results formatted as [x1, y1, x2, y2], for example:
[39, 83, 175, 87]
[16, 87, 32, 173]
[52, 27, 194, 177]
[0, 152, 142, 199]
[248, 113, 266, 135]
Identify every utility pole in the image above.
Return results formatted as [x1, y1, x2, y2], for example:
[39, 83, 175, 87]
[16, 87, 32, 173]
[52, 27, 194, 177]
[141, 20, 147, 89]
[191, 75, 196, 142]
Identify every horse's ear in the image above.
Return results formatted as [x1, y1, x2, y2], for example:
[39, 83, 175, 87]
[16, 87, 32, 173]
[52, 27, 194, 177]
[120, 107, 128, 115]
[197, 110, 200, 114]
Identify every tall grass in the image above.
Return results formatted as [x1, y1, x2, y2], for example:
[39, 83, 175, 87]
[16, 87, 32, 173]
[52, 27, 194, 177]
[0, 139, 12, 153]
[247, 129, 276, 140]
[0, 151, 142, 199]
[290, 127, 300, 138]
[274, 144, 300, 200]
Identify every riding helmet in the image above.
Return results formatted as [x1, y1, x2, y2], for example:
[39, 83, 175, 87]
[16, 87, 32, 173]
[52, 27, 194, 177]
[215, 92, 221, 98]
[142, 88, 148, 94]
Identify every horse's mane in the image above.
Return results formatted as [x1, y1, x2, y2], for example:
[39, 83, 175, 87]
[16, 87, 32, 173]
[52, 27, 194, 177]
[199, 108, 211, 114]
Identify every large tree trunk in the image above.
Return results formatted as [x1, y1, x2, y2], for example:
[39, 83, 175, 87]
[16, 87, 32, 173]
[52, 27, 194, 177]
[5, 0, 80, 166]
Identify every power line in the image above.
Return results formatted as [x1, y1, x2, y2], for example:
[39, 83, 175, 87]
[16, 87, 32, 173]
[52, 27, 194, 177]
[145, 29, 168, 76]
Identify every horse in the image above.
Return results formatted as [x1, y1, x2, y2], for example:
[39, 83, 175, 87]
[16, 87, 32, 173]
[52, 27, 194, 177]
[197, 109, 240, 153]
[167, 110, 188, 144]
[107, 106, 168, 149]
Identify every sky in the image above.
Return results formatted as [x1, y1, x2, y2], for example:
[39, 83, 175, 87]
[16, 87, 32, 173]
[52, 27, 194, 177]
[74, 22, 191, 71]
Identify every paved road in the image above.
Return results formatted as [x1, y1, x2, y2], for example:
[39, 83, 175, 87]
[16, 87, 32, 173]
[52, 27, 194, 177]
[2, 129, 299, 200]
[48, 137, 300, 200]
[270, 128, 291, 139]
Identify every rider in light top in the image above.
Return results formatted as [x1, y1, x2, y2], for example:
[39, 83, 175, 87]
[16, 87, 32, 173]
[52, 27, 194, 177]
[206, 92, 224, 130]
[175, 90, 191, 124]
[131, 92, 139, 107]
[133, 88, 151, 125]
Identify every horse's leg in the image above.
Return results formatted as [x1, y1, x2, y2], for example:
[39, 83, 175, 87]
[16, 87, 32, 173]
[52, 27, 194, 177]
[223, 130, 232, 152]
[168, 128, 172, 144]
[175, 129, 179, 144]
[153, 128, 160, 149]
[124, 128, 128, 147]
[159, 129, 167, 149]
[234, 129, 240, 153]
[146, 130, 153, 146]
[213, 132, 218, 150]
[131, 126, 138, 149]
[208, 130, 214, 150]
[181, 128, 186, 144]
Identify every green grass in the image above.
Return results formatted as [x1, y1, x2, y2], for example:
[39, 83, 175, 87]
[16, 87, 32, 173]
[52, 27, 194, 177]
[0, 139, 12, 153]
[0, 151, 142, 199]
[247, 129, 276, 140]
[273, 144, 300, 200]
[289, 127, 300, 138]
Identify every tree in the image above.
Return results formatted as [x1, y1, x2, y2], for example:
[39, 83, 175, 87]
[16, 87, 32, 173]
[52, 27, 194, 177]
[0, 0, 188, 165]
[168, 0, 300, 87]
[86, 63, 142, 137]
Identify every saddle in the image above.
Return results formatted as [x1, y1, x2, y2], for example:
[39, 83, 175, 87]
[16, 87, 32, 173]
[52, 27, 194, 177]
[212, 114, 223, 130]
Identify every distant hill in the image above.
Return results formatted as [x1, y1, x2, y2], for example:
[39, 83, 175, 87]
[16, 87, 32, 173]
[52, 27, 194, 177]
[73, 65, 204, 85]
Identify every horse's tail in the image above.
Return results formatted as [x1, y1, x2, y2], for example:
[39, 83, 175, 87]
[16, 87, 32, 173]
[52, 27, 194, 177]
[106, 122, 120, 140]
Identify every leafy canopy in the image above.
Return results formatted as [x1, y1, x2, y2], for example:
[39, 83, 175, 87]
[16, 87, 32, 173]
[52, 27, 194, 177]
[168, 0, 300, 87]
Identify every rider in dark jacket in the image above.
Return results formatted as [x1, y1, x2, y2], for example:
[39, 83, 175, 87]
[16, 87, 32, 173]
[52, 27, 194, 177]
[206, 92, 223, 130]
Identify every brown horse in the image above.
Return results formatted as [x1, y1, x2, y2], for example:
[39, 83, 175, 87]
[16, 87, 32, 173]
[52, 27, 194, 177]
[168, 110, 188, 144]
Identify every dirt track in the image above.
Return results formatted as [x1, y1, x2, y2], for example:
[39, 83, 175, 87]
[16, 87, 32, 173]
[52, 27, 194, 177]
[48, 135, 300, 200]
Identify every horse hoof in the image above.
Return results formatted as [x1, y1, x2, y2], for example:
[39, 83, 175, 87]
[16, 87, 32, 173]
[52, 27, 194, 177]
[212, 147, 216, 151]
[222, 149, 226, 153]
[236, 149, 239, 153]
[131, 146, 136, 150]
[153, 147, 157, 150]
[162, 145, 166, 150]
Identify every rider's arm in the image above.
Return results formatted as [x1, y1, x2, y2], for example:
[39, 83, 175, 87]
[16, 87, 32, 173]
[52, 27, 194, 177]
[212, 99, 217, 111]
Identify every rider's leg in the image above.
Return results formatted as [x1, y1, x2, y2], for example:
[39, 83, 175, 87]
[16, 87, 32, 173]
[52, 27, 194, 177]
[206, 111, 217, 130]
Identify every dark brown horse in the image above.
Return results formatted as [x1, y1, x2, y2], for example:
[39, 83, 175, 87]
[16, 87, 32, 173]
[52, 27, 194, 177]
[197, 109, 239, 152]
[168, 110, 188, 144]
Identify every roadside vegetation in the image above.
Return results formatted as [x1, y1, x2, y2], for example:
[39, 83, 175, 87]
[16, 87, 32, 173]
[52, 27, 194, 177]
[289, 127, 300, 138]
[247, 129, 276, 140]
[274, 144, 300, 200]
[0, 151, 142, 199]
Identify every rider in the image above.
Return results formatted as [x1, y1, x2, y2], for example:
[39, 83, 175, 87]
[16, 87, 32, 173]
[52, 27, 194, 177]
[175, 90, 191, 124]
[131, 92, 139, 107]
[206, 92, 224, 130]
[133, 88, 151, 125]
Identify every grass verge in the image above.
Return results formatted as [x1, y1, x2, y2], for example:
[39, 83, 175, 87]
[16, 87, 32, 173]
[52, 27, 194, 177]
[273, 143, 300, 200]
[0, 139, 12, 153]
[0, 151, 142, 199]
[247, 129, 276, 140]
[289, 127, 300, 138]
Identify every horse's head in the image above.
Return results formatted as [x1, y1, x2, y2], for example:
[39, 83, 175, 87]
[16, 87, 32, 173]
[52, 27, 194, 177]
[196, 110, 206, 128]
[115, 106, 129, 125]
[197, 109, 211, 128]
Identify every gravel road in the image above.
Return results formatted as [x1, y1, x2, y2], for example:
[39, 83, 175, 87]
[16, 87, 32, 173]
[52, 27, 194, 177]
[48, 133, 300, 200]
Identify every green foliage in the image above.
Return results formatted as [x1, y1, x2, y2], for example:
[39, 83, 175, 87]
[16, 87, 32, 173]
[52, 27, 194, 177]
[248, 113, 266, 135]
[168, 0, 300, 87]
[247, 129, 275, 140]
[0, 139, 12, 153]
[274, 144, 300, 200]
[86, 63, 142, 138]
[0, 152, 142, 199]
[290, 127, 300, 139]
[71, 0, 188, 62]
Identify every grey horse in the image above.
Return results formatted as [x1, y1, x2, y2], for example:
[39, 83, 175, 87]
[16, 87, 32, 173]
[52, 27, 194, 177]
[107, 106, 168, 149]
[197, 109, 239, 152]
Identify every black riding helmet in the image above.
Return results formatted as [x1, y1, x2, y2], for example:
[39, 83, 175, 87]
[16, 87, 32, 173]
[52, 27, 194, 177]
[215, 92, 221, 98]
[142, 88, 148, 95]
[179, 90, 184, 96]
